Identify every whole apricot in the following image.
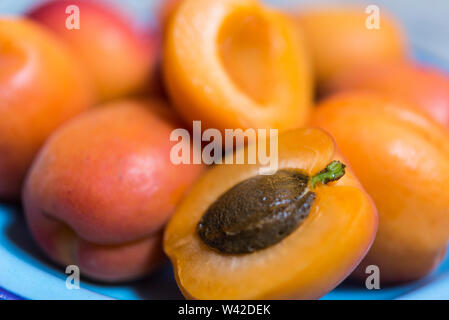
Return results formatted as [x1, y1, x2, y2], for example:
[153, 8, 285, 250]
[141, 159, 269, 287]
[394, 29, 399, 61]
[292, 8, 407, 88]
[0, 18, 92, 200]
[29, 0, 158, 102]
[311, 92, 449, 284]
[163, 0, 313, 133]
[327, 62, 449, 128]
[164, 128, 377, 299]
[23, 99, 204, 282]
[157, 0, 183, 32]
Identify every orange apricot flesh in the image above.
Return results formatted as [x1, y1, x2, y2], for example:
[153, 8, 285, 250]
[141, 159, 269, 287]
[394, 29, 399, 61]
[311, 92, 449, 284]
[163, 0, 313, 133]
[164, 128, 377, 299]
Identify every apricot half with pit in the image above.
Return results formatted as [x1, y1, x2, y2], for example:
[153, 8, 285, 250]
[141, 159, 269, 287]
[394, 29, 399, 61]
[164, 128, 377, 299]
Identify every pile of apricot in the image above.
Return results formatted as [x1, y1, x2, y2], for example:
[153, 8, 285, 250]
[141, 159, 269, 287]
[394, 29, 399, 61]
[1, 0, 449, 299]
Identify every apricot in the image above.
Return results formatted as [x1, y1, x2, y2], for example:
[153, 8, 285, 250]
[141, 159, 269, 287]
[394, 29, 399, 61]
[292, 8, 407, 88]
[163, 0, 313, 133]
[0, 18, 92, 200]
[157, 0, 183, 32]
[311, 92, 449, 284]
[327, 62, 449, 128]
[23, 99, 204, 282]
[164, 128, 377, 299]
[29, 0, 158, 102]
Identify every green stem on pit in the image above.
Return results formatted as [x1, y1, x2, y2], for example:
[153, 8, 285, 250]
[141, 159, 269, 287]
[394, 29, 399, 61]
[309, 161, 346, 188]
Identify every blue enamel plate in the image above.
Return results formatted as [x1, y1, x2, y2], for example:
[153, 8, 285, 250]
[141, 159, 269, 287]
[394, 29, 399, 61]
[2, 179, 449, 300]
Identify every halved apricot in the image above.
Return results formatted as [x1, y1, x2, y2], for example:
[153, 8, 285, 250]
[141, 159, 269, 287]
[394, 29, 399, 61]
[163, 0, 313, 133]
[164, 128, 377, 299]
[311, 92, 449, 284]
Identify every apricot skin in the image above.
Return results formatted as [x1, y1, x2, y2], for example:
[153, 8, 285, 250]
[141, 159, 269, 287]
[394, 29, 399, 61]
[164, 128, 377, 299]
[163, 0, 312, 133]
[23, 100, 204, 282]
[29, 0, 158, 102]
[327, 63, 449, 128]
[157, 0, 182, 32]
[311, 92, 449, 284]
[292, 8, 407, 87]
[0, 18, 93, 200]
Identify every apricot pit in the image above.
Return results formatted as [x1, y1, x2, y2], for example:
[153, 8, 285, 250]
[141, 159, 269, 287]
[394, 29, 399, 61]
[198, 162, 346, 254]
